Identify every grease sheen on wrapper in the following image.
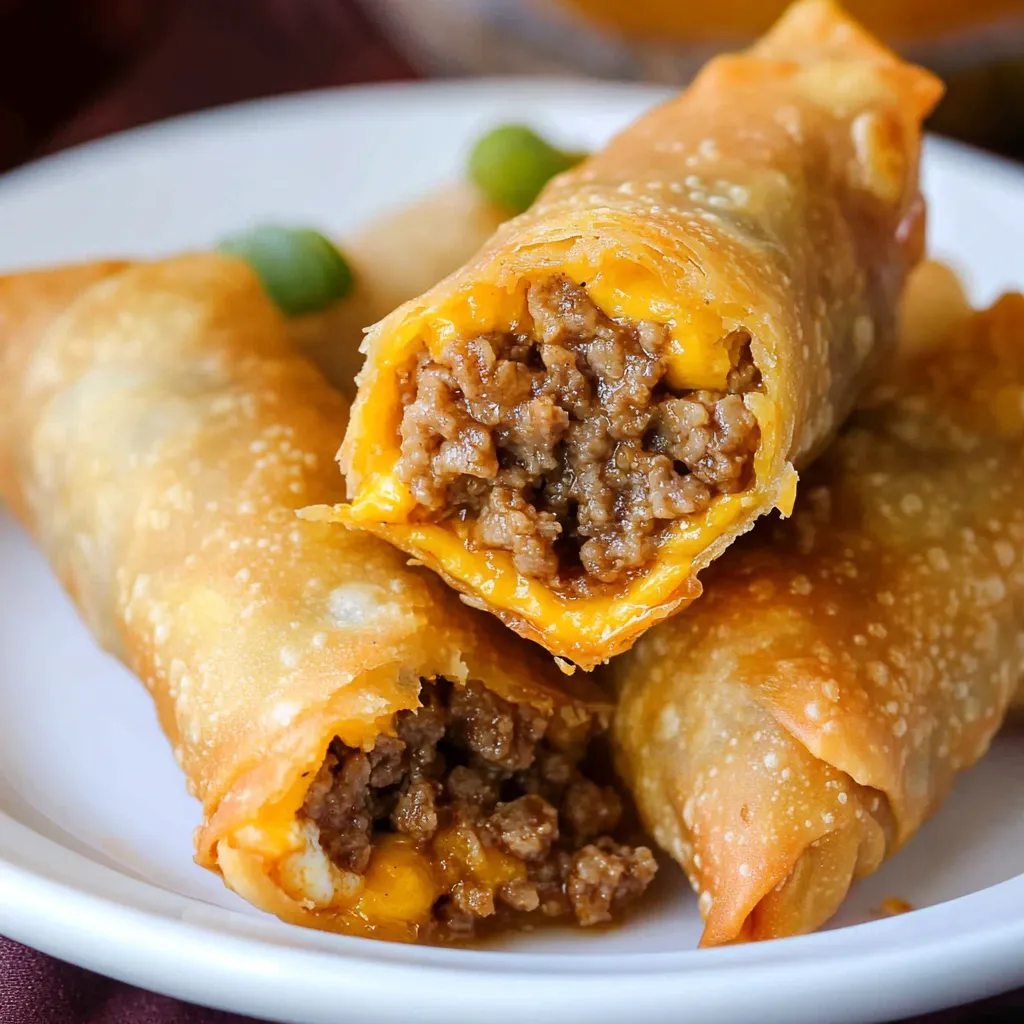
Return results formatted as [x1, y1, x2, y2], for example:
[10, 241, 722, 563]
[332, 1, 942, 668]
[611, 295, 1024, 946]
[0, 256, 655, 943]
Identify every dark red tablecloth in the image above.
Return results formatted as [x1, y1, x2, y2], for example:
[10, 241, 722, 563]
[0, 2, 1019, 1022]
[0, 935, 254, 1023]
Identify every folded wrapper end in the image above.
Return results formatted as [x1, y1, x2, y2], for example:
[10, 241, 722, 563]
[612, 639, 891, 947]
[611, 293, 1024, 946]
[756, 1, 945, 121]
[0, 261, 132, 529]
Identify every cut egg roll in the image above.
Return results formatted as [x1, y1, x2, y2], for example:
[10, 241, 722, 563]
[610, 294, 1024, 946]
[331, 0, 942, 667]
[0, 255, 655, 943]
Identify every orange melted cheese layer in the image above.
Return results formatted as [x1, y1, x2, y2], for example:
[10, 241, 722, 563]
[337, 268, 789, 664]
[313, 488, 761, 663]
[220, 705, 536, 934]
[231, 813, 528, 935]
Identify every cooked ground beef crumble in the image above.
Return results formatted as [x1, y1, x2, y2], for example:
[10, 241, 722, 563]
[300, 679, 656, 939]
[396, 274, 761, 588]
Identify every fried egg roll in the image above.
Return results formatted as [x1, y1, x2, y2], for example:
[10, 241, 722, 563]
[289, 183, 507, 398]
[611, 294, 1024, 945]
[0, 255, 655, 943]
[331, 0, 942, 667]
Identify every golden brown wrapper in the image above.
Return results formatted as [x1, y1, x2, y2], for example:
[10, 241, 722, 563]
[290, 183, 507, 397]
[0, 254, 603, 941]
[611, 294, 1024, 945]
[334, 0, 942, 668]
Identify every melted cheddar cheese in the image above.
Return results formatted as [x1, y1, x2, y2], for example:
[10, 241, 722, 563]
[231, 809, 533, 936]
[336, 267, 789, 665]
[317, 486, 766, 664]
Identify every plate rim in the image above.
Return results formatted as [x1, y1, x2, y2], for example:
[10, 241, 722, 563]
[3, 803, 1023, 1022]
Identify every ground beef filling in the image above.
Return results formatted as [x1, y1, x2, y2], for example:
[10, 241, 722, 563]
[300, 680, 656, 937]
[396, 274, 762, 587]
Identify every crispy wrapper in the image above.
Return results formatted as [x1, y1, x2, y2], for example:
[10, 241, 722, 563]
[289, 183, 507, 398]
[332, 0, 942, 668]
[0, 254, 615, 942]
[610, 294, 1024, 945]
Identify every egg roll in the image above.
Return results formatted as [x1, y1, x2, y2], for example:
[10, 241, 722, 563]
[0, 255, 655, 943]
[611, 294, 1024, 945]
[329, 0, 942, 668]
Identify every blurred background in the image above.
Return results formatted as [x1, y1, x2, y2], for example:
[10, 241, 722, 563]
[0, 0, 1021, 175]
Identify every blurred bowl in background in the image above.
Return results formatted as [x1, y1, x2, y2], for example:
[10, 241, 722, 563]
[362, 0, 1024, 157]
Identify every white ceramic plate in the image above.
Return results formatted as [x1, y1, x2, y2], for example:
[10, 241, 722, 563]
[0, 80, 1022, 1024]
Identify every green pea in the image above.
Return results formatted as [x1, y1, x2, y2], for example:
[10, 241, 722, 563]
[468, 124, 587, 215]
[218, 225, 353, 317]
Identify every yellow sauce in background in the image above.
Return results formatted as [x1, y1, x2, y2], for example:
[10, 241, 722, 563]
[368, 0, 1023, 157]
[556, 0, 1023, 42]
[550, 0, 1024, 155]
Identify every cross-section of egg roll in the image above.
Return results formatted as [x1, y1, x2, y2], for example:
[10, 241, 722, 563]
[328, 0, 942, 668]
[0, 255, 655, 943]
[611, 294, 1024, 946]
